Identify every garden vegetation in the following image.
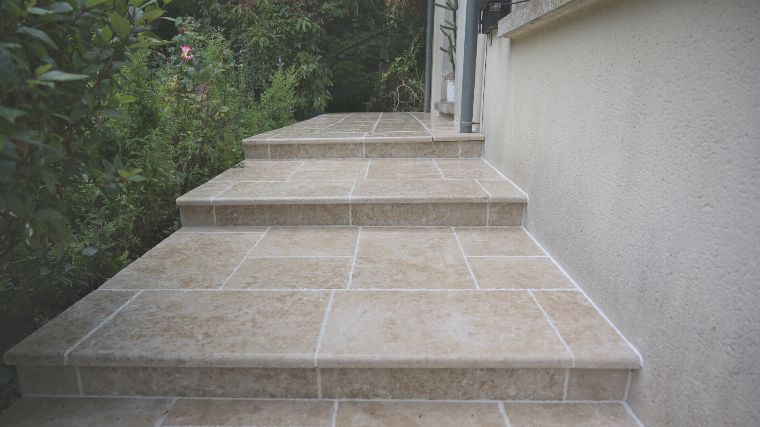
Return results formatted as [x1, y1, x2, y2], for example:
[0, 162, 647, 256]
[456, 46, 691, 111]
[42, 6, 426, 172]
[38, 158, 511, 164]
[0, 0, 425, 403]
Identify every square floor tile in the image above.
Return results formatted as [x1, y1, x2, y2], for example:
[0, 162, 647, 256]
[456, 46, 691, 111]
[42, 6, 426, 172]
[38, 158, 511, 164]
[102, 232, 263, 289]
[504, 402, 639, 427]
[351, 228, 475, 289]
[226, 257, 352, 289]
[468, 257, 574, 289]
[69, 290, 330, 368]
[532, 291, 640, 368]
[318, 290, 572, 368]
[164, 399, 334, 427]
[0, 398, 171, 427]
[453, 227, 543, 256]
[251, 227, 359, 257]
[366, 159, 443, 179]
[336, 401, 504, 427]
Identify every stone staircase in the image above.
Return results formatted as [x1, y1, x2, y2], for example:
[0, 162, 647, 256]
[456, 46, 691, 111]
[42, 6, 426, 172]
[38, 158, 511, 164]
[1, 113, 643, 426]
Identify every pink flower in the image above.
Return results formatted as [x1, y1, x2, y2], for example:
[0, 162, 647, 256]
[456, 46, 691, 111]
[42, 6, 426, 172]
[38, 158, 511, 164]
[180, 45, 193, 62]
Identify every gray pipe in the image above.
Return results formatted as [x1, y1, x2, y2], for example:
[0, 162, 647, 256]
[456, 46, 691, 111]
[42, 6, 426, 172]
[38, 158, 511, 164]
[423, 0, 434, 113]
[459, 0, 479, 133]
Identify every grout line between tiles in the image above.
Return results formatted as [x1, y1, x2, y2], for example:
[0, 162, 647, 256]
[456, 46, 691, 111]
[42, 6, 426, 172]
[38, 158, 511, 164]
[346, 228, 362, 289]
[219, 227, 270, 289]
[481, 159, 529, 200]
[474, 179, 493, 226]
[314, 289, 337, 367]
[316, 368, 323, 399]
[432, 158, 447, 179]
[451, 227, 480, 289]
[371, 112, 383, 133]
[154, 397, 177, 427]
[62, 290, 143, 364]
[522, 228, 644, 368]
[498, 401, 512, 427]
[24, 394, 629, 405]
[622, 401, 647, 427]
[331, 400, 339, 427]
[624, 369, 632, 401]
[348, 180, 356, 225]
[75, 366, 83, 396]
[364, 159, 371, 179]
[562, 368, 570, 400]
[285, 160, 307, 181]
[529, 289, 576, 368]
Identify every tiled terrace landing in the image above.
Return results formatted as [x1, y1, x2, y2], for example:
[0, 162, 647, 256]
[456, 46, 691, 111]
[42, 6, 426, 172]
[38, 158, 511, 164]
[243, 112, 484, 159]
[0, 398, 641, 426]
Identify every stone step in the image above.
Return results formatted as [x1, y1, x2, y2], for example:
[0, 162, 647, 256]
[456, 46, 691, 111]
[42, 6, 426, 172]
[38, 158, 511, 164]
[177, 159, 526, 227]
[243, 112, 484, 159]
[0, 397, 643, 426]
[4, 226, 640, 401]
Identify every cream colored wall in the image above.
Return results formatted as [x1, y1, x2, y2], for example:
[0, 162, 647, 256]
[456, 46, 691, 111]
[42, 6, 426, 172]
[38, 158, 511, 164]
[481, 0, 760, 426]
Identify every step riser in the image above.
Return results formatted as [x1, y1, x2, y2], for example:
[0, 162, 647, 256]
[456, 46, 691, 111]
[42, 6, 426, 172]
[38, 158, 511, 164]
[179, 203, 524, 227]
[18, 366, 630, 401]
[244, 140, 484, 159]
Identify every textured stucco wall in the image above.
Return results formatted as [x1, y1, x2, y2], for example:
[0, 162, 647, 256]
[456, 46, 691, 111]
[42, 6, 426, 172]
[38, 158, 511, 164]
[481, 0, 760, 426]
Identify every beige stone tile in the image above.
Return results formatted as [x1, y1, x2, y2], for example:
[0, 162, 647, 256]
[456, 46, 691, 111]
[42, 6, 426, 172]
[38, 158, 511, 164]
[442, 168, 503, 179]
[251, 227, 358, 257]
[468, 257, 574, 289]
[435, 159, 492, 169]
[300, 159, 369, 169]
[366, 159, 442, 179]
[532, 291, 641, 368]
[215, 181, 353, 204]
[477, 179, 526, 202]
[459, 140, 484, 157]
[226, 257, 351, 289]
[322, 368, 564, 400]
[488, 203, 525, 226]
[179, 205, 214, 226]
[80, 366, 318, 398]
[79, 367, 318, 399]
[567, 369, 629, 400]
[270, 142, 363, 159]
[336, 401, 504, 427]
[16, 366, 80, 395]
[212, 161, 302, 181]
[165, 399, 334, 427]
[215, 204, 350, 226]
[102, 232, 262, 290]
[288, 169, 366, 181]
[504, 402, 639, 427]
[352, 179, 488, 203]
[454, 227, 543, 256]
[176, 181, 231, 205]
[318, 291, 572, 368]
[0, 397, 172, 427]
[351, 228, 475, 289]
[351, 203, 487, 226]
[364, 141, 435, 158]
[70, 290, 330, 368]
[4, 290, 137, 365]
[243, 142, 269, 159]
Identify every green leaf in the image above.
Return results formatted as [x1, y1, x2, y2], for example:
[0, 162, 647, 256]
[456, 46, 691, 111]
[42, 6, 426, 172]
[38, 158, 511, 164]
[140, 8, 164, 22]
[101, 24, 113, 42]
[27, 7, 54, 15]
[38, 71, 89, 81]
[17, 26, 58, 50]
[35, 64, 53, 75]
[115, 94, 136, 104]
[47, 2, 75, 13]
[81, 246, 98, 256]
[128, 174, 147, 182]
[0, 106, 26, 123]
[86, 0, 112, 7]
[109, 12, 130, 40]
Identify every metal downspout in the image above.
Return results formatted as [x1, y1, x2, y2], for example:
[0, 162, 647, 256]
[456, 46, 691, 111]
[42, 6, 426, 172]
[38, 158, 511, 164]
[424, 0, 434, 113]
[459, 0, 479, 133]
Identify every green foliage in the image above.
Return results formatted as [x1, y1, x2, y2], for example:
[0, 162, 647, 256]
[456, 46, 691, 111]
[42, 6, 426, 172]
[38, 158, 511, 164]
[0, 9, 297, 358]
[369, 30, 425, 111]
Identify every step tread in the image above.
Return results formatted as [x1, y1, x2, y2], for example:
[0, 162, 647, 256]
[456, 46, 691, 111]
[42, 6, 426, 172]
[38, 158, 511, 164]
[4, 227, 640, 371]
[0, 397, 641, 427]
[243, 112, 485, 145]
[176, 159, 527, 205]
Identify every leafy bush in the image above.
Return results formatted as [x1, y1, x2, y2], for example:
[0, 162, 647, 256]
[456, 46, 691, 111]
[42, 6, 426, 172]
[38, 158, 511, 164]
[0, 8, 298, 370]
